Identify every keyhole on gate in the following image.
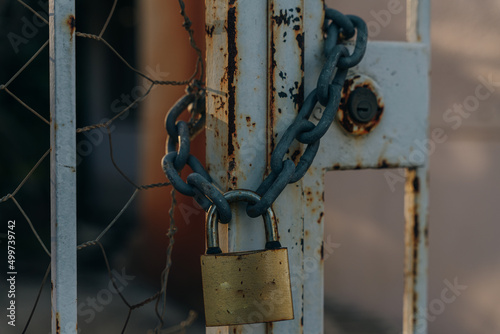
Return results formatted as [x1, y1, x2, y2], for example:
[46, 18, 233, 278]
[357, 102, 370, 117]
[347, 87, 378, 124]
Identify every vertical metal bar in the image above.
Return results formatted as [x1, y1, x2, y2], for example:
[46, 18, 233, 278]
[302, 2, 325, 332]
[407, 0, 431, 46]
[206, 0, 268, 333]
[405, 1, 430, 333]
[403, 168, 429, 334]
[49, 0, 77, 333]
[267, 0, 304, 333]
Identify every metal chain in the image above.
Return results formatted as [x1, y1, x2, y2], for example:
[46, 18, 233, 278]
[161, 8, 368, 222]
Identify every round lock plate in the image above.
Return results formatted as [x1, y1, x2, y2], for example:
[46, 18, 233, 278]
[337, 74, 384, 135]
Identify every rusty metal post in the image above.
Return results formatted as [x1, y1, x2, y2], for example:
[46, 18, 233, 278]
[404, 167, 429, 334]
[302, 2, 327, 333]
[206, 0, 270, 333]
[206, 0, 430, 333]
[267, 0, 306, 333]
[49, 0, 77, 333]
[206, 0, 312, 332]
[404, 1, 430, 333]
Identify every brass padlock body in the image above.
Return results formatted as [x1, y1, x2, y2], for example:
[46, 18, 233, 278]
[201, 247, 293, 327]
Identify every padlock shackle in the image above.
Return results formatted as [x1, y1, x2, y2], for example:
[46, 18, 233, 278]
[206, 189, 281, 254]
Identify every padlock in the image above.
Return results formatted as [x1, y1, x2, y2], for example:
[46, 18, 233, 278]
[200, 189, 294, 327]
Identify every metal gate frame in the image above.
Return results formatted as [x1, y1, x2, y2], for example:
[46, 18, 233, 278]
[48, 0, 429, 333]
[204, 0, 430, 333]
[50, 0, 77, 333]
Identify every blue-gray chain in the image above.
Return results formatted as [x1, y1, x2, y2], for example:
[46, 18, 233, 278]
[162, 9, 367, 224]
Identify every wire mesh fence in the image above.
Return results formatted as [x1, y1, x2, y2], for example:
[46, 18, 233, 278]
[0, 0, 204, 332]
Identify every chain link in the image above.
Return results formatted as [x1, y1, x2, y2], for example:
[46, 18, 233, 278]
[161, 8, 368, 222]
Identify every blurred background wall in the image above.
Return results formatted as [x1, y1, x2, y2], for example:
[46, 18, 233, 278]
[1, 0, 499, 333]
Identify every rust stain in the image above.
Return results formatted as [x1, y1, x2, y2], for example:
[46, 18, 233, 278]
[214, 95, 226, 113]
[411, 217, 420, 325]
[332, 159, 404, 170]
[205, 24, 215, 37]
[404, 169, 423, 322]
[413, 175, 420, 193]
[378, 159, 389, 168]
[66, 15, 75, 40]
[269, 15, 277, 155]
[413, 290, 419, 328]
[412, 213, 420, 279]
[271, 8, 295, 27]
[337, 77, 384, 135]
[295, 33, 304, 72]
[424, 224, 429, 247]
[288, 79, 304, 108]
[317, 211, 324, 224]
[56, 312, 61, 334]
[227, 1, 238, 186]
[228, 160, 236, 173]
[290, 149, 301, 163]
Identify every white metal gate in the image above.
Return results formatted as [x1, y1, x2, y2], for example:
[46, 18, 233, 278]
[39, 0, 430, 333]
[205, 0, 430, 333]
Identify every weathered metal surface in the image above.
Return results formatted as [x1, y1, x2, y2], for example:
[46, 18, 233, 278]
[304, 1, 430, 334]
[302, 2, 325, 333]
[404, 1, 430, 333]
[201, 248, 294, 327]
[407, 0, 431, 45]
[49, 0, 77, 333]
[267, 0, 305, 333]
[315, 41, 429, 170]
[206, 0, 269, 332]
[206, 0, 430, 333]
[403, 167, 429, 334]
